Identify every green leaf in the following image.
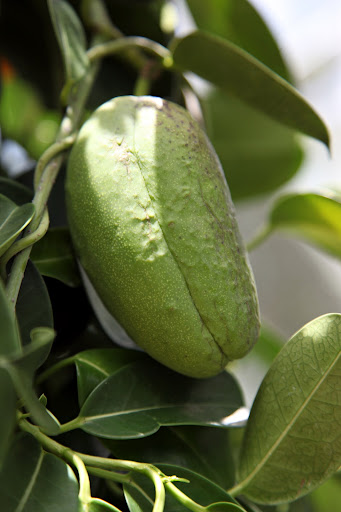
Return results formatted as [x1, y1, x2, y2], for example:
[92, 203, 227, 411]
[48, 0, 89, 87]
[237, 313, 341, 504]
[186, 0, 292, 81]
[83, 498, 122, 511]
[171, 31, 329, 147]
[201, 90, 303, 200]
[266, 192, 341, 259]
[74, 348, 146, 406]
[0, 193, 35, 257]
[0, 278, 21, 356]
[0, 177, 33, 205]
[16, 260, 54, 346]
[0, 432, 78, 512]
[0, 369, 16, 468]
[206, 504, 246, 512]
[30, 227, 81, 287]
[124, 464, 240, 512]
[5, 329, 60, 435]
[78, 359, 243, 439]
[106, 425, 235, 489]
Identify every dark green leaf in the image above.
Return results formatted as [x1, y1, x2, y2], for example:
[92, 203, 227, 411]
[201, 90, 303, 200]
[30, 227, 81, 287]
[0, 193, 34, 257]
[187, 0, 292, 81]
[6, 329, 60, 435]
[74, 348, 146, 406]
[0, 278, 21, 356]
[78, 359, 243, 439]
[171, 31, 329, 147]
[106, 425, 235, 489]
[207, 503, 246, 512]
[0, 432, 78, 512]
[0, 369, 16, 468]
[237, 313, 341, 504]
[267, 192, 341, 259]
[48, 0, 89, 86]
[124, 464, 240, 512]
[16, 260, 53, 345]
[0, 177, 33, 205]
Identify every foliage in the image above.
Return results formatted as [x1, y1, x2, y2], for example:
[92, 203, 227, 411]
[0, 1, 339, 511]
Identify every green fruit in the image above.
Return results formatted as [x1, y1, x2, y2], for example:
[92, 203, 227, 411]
[66, 95, 260, 378]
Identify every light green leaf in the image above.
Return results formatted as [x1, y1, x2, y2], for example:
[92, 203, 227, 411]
[16, 260, 54, 346]
[0, 278, 21, 356]
[78, 359, 243, 439]
[171, 31, 329, 147]
[48, 0, 89, 87]
[266, 192, 341, 259]
[0, 369, 16, 468]
[206, 503, 246, 512]
[0, 432, 78, 512]
[83, 497, 122, 511]
[187, 0, 292, 81]
[201, 90, 303, 200]
[0, 193, 35, 257]
[74, 348, 147, 406]
[30, 227, 81, 287]
[237, 313, 341, 504]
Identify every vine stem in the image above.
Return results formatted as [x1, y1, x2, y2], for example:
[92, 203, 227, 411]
[5, 48, 100, 311]
[19, 418, 166, 512]
[87, 36, 173, 68]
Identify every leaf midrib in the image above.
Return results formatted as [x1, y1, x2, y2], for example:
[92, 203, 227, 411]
[81, 401, 238, 423]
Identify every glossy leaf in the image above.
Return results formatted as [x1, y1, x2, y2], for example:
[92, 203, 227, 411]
[48, 0, 89, 86]
[78, 359, 243, 439]
[0, 193, 34, 257]
[206, 504, 246, 512]
[0, 433, 78, 512]
[171, 31, 329, 147]
[30, 227, 81, 287]
[237, 313, 341, 504]
[187, 0, 292, 81]
[106, 425, 234, 489]
[267, 193, 341, 259]
[74, 348, 147, 406]
[124, 464, 240, 512]
[0, 369, 16, 467]
[83, 498, 122, 512]
[16, 260, 53, 345]
[0, 177, 32, 205]
[5, 328, 60, 435]
[201, 90, 303, 199]
[0, 278, 21, 356]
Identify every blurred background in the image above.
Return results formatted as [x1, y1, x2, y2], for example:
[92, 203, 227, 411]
[226, 0, 341, 405]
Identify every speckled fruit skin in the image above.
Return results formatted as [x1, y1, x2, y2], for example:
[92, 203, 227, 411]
[65, 95, 260, 378]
